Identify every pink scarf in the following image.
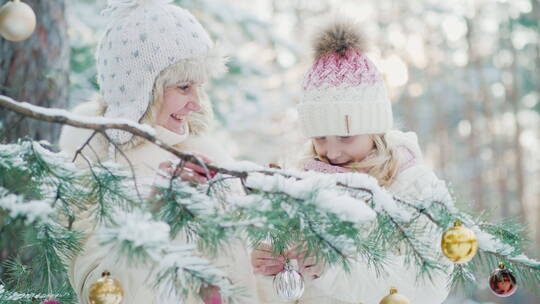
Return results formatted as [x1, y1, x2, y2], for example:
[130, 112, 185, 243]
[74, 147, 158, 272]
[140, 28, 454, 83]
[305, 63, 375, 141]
[303, 145, 417, 174]
[303, 159, 354, 173]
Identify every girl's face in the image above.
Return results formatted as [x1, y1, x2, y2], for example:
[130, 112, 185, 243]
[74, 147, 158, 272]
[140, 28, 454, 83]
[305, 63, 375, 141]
[312, 135, 375, 166]
[156, 81, 202, 135]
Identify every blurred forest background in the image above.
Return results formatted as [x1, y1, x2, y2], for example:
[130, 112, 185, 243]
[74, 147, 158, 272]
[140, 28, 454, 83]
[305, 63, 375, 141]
[0, 0, 539, 303]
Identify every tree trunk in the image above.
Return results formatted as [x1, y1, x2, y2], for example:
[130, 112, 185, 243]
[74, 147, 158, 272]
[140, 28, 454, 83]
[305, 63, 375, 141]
[473, 56, 510, 217]
[464, 17, 486, 211]
[532, 0, 540, 88]
[0, 0, 69, 144]
[508, 45, 526, 222]
[500, 19, 529, 245]
[437, 73, 452, 179]
[530, 0, 540, 256]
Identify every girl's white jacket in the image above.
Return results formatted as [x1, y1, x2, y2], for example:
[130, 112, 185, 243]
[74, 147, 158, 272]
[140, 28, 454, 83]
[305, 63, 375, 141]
[58, 99, 259, 304]
[255, 130, 454, 304]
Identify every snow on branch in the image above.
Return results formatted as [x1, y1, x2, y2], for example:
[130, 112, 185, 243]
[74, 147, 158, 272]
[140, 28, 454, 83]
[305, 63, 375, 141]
[0, 94, 156, 137]
[96, 208, 237, 300]
[0, 284, 64, 302]
[0, 187, 53, 224]
[3, 94, 540, 281]
[0, 94, 228, 179]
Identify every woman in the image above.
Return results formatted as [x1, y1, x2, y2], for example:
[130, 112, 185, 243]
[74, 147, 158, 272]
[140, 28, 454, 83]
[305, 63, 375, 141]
[59, 0, 257, 302]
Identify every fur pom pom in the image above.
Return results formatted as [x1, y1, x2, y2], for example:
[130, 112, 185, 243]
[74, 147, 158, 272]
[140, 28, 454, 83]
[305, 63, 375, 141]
[313, 20, 368, 59]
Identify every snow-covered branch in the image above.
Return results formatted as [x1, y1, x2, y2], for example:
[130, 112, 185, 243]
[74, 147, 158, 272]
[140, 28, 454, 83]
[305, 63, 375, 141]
[0, 94, 238, 179]
[2, 94, 540, 295]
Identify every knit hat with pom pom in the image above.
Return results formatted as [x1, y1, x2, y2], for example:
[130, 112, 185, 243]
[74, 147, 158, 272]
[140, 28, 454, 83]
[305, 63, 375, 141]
[96, 0, 224, 144]
[298, 20, 393, 138]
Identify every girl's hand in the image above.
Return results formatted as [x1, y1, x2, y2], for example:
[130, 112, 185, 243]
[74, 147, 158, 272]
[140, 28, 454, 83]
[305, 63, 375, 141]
[251, 243, 325, 279]
[251, 243, 286, 276]
[286, 244, 325, 280]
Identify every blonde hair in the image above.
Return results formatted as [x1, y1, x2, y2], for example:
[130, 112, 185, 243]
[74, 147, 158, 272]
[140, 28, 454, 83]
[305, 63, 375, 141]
[110, 59, 213, 150]
[140, 58, 214, 136]
[140, 43, 228, 138]
[97, 45, 225, 150]
[303, 134, 400, 187]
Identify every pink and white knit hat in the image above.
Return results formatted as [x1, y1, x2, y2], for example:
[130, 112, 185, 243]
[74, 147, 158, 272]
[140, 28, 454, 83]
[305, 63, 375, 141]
[298, 21, 393, 138]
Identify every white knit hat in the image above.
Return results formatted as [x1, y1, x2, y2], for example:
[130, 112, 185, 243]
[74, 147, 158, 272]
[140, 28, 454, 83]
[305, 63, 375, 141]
[96, 0, 221, 144]
[298, 20, 393, 138]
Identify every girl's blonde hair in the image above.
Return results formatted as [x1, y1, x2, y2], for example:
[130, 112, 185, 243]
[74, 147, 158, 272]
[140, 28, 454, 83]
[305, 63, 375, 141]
[303, 134, 400, 187]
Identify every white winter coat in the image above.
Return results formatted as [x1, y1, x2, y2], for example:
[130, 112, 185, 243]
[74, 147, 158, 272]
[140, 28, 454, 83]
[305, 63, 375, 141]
[58, 99, 258, 304]
[255, 130, 454, 304]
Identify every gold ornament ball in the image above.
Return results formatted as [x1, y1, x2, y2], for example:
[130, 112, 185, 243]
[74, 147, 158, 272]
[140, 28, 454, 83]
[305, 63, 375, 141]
[89, 271, 124, 304]
[441, 221, 478, 264]
[0, 0, 36, 41]
[379, 287, 410, 304]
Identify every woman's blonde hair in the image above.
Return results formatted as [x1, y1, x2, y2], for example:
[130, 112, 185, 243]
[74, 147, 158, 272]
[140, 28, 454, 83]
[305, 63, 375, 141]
[112, 59, 213, 150]
[303, 134, 400, 187]
[140, 45, 227, 138]
[140, 58, 214, 136]
[97, 45, 225, 150]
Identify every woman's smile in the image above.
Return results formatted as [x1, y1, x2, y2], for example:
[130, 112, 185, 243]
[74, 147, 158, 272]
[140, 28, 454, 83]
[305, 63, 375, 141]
[170, 113, 184, 123]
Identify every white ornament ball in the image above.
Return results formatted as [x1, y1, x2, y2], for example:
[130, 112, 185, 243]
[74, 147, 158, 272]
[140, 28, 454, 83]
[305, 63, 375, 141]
[273, 259, 305, 301]
[0, 0, 37, 41]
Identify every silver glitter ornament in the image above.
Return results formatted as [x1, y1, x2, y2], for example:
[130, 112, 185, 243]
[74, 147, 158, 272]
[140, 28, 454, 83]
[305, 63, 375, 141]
[273, 259, 305, 301]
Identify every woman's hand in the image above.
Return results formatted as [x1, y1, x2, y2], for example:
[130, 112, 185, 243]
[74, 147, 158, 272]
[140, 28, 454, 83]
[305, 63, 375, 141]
[157, 153, 216, 184]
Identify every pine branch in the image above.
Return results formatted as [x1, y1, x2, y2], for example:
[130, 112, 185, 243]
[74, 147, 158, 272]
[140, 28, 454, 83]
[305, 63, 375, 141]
[448, 263, 476, 293]
[0, 95, 243, 179]
[305, 216, 349, 263]
[97, 208, 239, 301]
[101, 131, 144, 202]
[3, 95, 540, 296]
[72, 130, 98, 163]
[0, 285, 66, 303]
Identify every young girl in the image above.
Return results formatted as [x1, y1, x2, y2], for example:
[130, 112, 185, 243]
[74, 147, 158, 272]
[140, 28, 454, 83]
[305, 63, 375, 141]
[59, 0, 257, 303]
[251, 20, 453, 304]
